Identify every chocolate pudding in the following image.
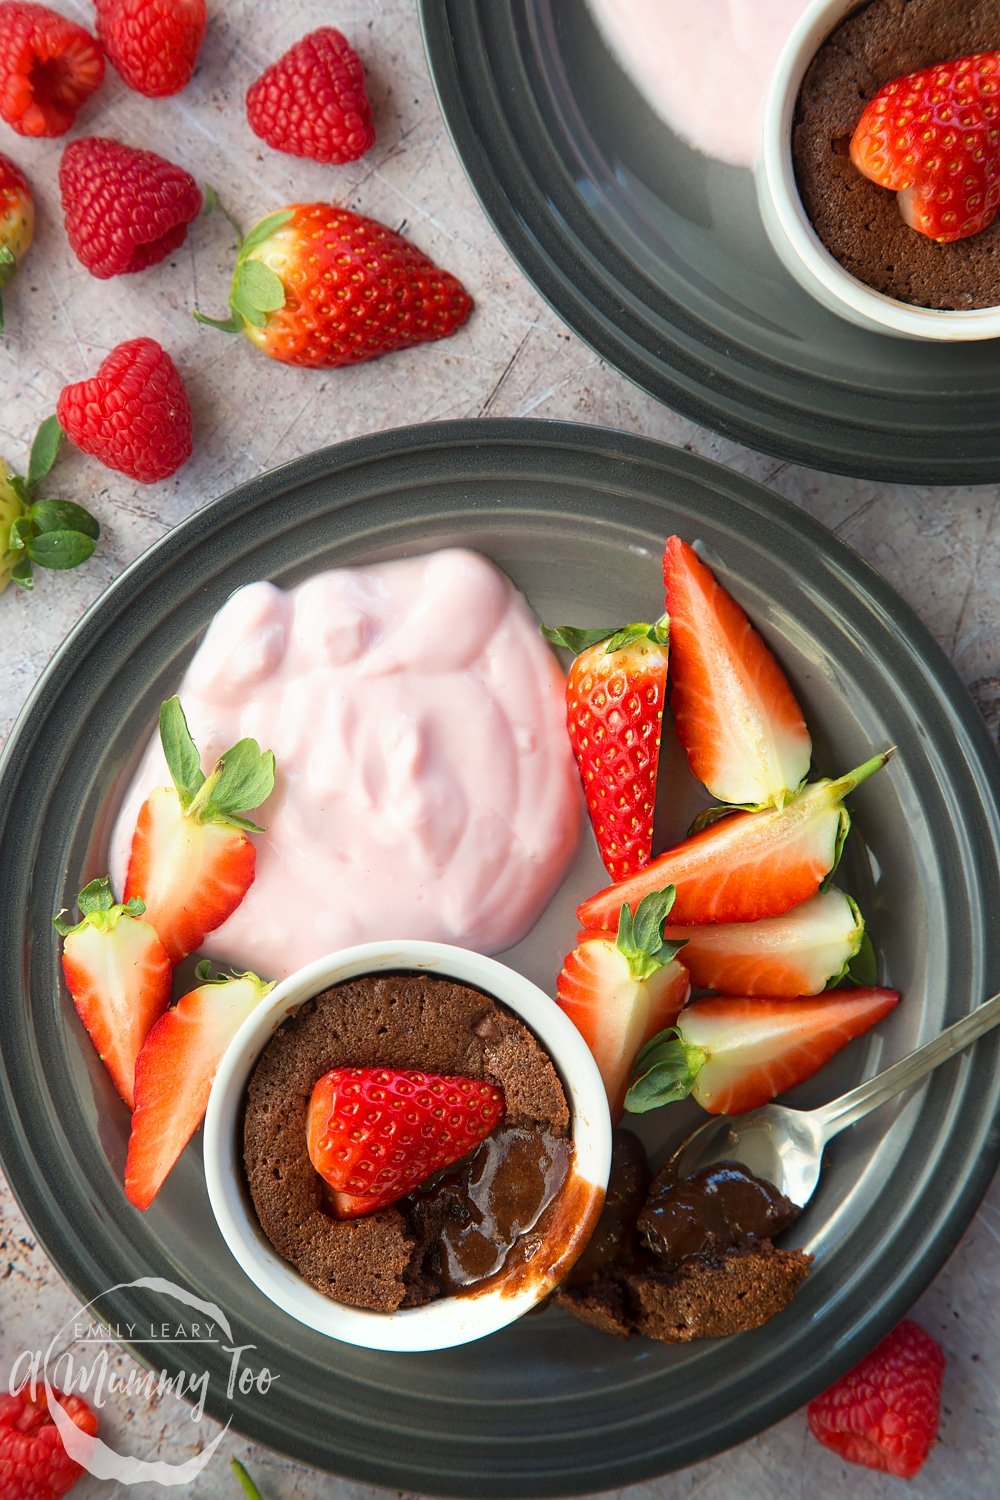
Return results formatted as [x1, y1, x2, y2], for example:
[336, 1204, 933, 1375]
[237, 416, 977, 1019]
[793, 1, 1000, 308]
[243, 972, 582, 1312]
[556, 1132, 811, 1342]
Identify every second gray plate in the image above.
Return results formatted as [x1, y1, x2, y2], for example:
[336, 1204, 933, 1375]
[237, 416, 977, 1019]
[421, 0, 1000, 484]
[1, 420, 998, 1494]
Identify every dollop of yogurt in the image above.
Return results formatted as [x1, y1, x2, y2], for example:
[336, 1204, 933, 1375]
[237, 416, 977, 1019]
[109, 550, 581, 980]
[586, 0, 811, 169]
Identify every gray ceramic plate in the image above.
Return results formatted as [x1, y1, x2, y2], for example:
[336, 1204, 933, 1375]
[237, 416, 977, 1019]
[420, 1, 1000, 485]
[1, 420, 998, 1496]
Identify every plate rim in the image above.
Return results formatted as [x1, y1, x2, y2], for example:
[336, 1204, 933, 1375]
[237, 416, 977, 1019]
[418, 0, 1000, 486]
[2, 416, 999, 1495]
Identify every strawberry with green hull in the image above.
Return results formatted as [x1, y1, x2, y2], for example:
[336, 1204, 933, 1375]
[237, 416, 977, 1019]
[662, 888, 866, 997]
[54, 878, 171, 1110]
[625, 987, 900, 1117]
[663, 535, 812, 809]
[194, 205, 472, 368]
[557, 887, 691, 1121]
[542, 619, 669, 880]
[125, 965, 274, 1210]
[1, 417, 99, 594]
[0, 152, 32, 332]
[124, 697, 275, 966]
[577, 750, 891, 931]
[307, 1067, 506, 1218]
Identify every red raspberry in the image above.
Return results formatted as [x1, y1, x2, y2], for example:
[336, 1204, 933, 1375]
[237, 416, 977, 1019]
[0, 1385, 98, 1500]
[807, 1319, 946, 1479]
[94, 0, 206, 98]
[246, 27, 375, 165]
[59, 136, 202, 280]
[0, 2, 104, 137]
[57, 338, 194, 484]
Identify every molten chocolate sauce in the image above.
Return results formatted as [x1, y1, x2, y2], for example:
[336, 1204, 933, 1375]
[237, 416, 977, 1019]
[638, 1160, 800, 1268]
[408, 1122, 573, 1293]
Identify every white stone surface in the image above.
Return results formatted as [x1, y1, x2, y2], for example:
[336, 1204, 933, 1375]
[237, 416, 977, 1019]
[0, 2, 997, 1497]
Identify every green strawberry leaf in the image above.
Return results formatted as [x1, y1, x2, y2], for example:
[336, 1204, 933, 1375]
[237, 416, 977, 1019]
[159, 696, 206, 806]
[846, 927, 878, 987]
[27, 416, 64, 491]
[10, 556, 33, 588]
[27, 530, 96, 571]
[54, 878, 145, 936]
[605, 615, 669, 653]
[30, 497, 100, 539]
[615, 887, 685, 979]
[238, 210, 295, 261]
[78, 876, 116, 915]
[200, 737, 276, 823]
[624, 1027, 704, 1113]
[192, 308, 243, 334]
[7, 473, 27, 503]
[540, 624, 616, 654]
[8, 515, 34, 551]
[230, 260, 285, 329]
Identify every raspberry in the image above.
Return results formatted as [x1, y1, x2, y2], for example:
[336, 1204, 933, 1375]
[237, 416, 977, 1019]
[59, 136, 202, 280]
[0, 2, 104, 137]
[807, 1319, 946, 1479]
[0, 1385, 98, 1500]
[57, 338, 194, 484]
[94, 0, 206, 98]
[246, 27, 375, 165]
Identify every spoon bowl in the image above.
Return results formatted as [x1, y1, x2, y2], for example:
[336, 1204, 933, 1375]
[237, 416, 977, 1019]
[667, 991, 1000, 1207]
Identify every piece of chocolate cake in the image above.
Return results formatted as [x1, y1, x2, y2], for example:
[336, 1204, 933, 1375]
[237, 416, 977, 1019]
[793, 0, 1000, 309]
[242, 971, 572, 1313]
[556, 1132, 812, 1343]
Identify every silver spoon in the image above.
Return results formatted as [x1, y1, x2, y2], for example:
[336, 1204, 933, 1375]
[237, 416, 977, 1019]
[668, 991, 1000, 1207]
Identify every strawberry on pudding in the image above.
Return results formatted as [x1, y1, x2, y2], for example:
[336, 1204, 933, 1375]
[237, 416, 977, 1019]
[109, 550, 580, 980]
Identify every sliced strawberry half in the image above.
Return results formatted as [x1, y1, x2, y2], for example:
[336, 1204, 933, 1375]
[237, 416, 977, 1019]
[54, 876, 171, 1109]
[542, 619, 670, 881]
[625, 987, 900, 1116]
[577, 750, 890, 930]
[557, 886, 691, 1121]
[663, 536, 812, 808]
[664, 888, 865, 996]
[306, 1066, 507, 1218]
[125, 964, 274, 1210]
[124, 696, 276, 964]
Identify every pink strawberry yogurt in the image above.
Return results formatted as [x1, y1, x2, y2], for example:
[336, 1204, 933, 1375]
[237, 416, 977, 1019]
[109, 550, 581, 981]
[586, 0, 811, 169]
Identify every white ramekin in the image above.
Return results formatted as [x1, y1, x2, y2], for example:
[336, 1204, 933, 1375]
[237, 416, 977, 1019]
[756, 0, 1000, 341]
[203, 940, 612, 1352]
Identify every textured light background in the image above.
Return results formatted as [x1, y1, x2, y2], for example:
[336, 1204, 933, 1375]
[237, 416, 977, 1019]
[0, 2, 997, 1497]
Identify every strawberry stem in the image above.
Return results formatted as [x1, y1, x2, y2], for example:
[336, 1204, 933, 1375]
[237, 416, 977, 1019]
[230, 1459, 265, 1499]
[624, 1027, 705, 1113]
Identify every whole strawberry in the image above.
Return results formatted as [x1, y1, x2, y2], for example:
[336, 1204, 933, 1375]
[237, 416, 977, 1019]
[0, 1385, 98, 1500]
[0, 151, 32, 330]
[807, 1319, 945, 1478]
[851, 51, 1000, 243]
[57, 338, 193, 483]
[246, 27, 375, 165]
[542, 620, 669, 881]
[0, 2, 104, 137]
[94, 0, 206, 98]
[59, 136, 202, 279]
[194, 204, 472, 367]
[308, 1066, 506, 1217]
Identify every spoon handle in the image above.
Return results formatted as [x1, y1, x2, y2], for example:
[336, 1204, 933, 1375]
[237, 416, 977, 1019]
[813, 990, 1000, 1139]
